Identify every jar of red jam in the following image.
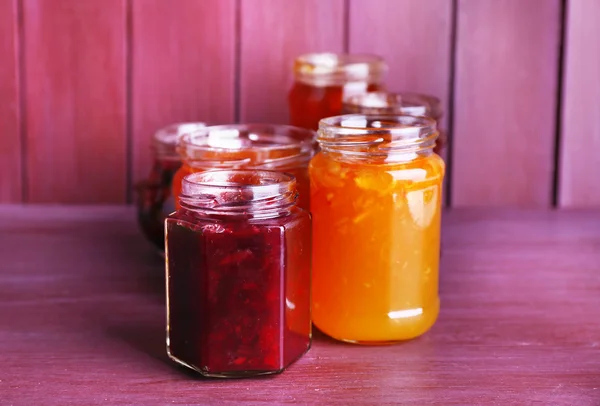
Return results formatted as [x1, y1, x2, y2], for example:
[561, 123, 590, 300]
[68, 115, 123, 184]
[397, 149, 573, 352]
[288, 53, 388, 130]
[172, 124, 316, 213]
[165, 169, 312, 377]
[135, 122, 206, 252]
[342, 91, 446, 155]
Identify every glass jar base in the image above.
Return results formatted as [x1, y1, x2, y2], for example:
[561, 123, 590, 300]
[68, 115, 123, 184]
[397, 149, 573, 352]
[315, 324, 436, 345]
[337, 338, 408, 346]
[167, 353, 283, 379]
[313, 301, 439, 345]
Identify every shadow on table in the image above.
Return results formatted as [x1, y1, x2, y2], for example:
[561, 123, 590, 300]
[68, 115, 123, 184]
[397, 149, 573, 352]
[105, 317, 169, 362]
[105, 319, 282, 381]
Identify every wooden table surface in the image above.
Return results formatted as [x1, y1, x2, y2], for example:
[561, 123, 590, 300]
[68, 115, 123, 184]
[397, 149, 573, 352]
[1, 206, 599, 405]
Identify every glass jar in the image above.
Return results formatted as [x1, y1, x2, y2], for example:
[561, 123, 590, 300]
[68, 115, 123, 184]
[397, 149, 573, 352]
[171, 124, 316, 213]
[135, 122, 206, 252]
[342, 91, 445, 155]
[309, 114, 444, 344]
[288, 53, 387, 130]
[165, 169, 312, 377]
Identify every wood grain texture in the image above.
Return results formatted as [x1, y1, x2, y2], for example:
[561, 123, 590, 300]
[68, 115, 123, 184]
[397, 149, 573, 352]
[348, 0, 453, 130]
[452, 0, 561, 207]
[348, 0, 454, 205]
[1, 205, 600, 404]
[0, 0, 21, 202]
[239, 0, 345, 123]
[23, 0, 127, 203]
[558, 0, 600, 207]
[131, 0, 236, 187]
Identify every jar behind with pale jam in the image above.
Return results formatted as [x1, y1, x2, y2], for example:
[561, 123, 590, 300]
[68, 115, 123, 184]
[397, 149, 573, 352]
[135, 122, 206, 252]
[343, 91, 446, 155]
[288, 53, 388, 130]
[309, 114, 444, 344]
[171, 124, 316, 212]
[165, 170, 312, 377]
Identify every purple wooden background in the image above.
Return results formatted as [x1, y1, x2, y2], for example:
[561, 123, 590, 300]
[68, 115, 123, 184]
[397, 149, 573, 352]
[0, 0, 597, 207]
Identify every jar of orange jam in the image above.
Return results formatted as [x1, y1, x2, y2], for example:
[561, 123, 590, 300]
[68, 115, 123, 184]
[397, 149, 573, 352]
[342, 91, 446, 155]
[309, 114, 444, 344]
[288, 53, 388, 130]
[172, 124, 316, 212]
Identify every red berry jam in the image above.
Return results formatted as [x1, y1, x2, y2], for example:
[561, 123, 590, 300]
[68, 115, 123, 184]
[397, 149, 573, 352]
[165, 170, 311, 377]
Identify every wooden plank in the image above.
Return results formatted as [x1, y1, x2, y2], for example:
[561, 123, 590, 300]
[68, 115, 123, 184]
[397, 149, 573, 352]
[2, 206, 600, 404]
[131, 0, 236, 186]
[452, 0, 561, 207]
[240, 0, 345, 123]
[23, 0, 127, 203]
[558, 0, 600, 207]
[348, 0, 454, 205]
[0, 0, 21, 202]
[348, 0, 453, 130]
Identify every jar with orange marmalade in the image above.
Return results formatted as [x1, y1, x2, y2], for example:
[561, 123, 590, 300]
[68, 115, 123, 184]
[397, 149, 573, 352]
[172, 124, 316, 212]
[343, 91, 445, 155]
[309, 114, 444, 344]
[288, 53, 387, 130]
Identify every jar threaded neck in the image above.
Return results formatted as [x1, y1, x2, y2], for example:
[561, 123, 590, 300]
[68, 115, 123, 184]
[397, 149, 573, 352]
[179, 170, 298, 217]
[177, 124, 316, 170]
[317, 114, 439, 158]
[342, 92, 442, 120]
[154, 122, 206, 160]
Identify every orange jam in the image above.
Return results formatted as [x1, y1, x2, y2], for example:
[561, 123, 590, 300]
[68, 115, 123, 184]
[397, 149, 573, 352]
[288, 53, 387, 130]
[309, 115, 444, 344]
[343, 91, 446, 155]
[172, 124, 316, 212]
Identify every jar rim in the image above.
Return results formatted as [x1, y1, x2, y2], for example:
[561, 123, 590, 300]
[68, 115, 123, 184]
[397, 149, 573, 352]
[180, 169, 298, 215]
[153, 122, 207, 160]
[155, 122, 207, 145]
[178, 124, 316, 169]
[343, 91, 442, 119]
[318, 114, 438, 156]
[294, 52, 387, 86]
[183, 169, 295, 190]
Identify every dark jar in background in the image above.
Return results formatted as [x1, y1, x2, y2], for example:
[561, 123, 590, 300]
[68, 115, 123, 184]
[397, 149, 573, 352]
[342, 91, 446, 155]
[135, 122, 206, 252]
[171, 124, 316, 213]
[288, 53, 387, 130]
[165, 170, 312, 378]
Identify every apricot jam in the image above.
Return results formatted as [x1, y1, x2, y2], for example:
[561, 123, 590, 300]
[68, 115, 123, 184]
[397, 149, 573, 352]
[309, 115, 444, 344]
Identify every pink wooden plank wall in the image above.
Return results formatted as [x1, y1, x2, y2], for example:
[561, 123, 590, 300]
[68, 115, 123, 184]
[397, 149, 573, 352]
[558, 0, 600, 207]
[240, 0, 345, 123]
[451, 0, 561, 207]
[23, 0, 127, 203]
[0, 0, 21, 202]
[349, 0, 453, 203]
[132, 0, 236, 186]
[349, 0, 453, 132]
[1, 0, 595, 208]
